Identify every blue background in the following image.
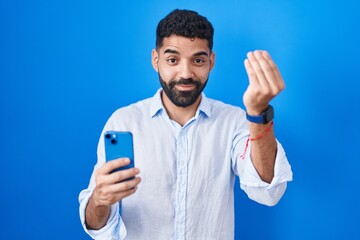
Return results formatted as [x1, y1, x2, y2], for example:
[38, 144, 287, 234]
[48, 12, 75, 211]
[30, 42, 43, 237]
[1, 0, 359, 239]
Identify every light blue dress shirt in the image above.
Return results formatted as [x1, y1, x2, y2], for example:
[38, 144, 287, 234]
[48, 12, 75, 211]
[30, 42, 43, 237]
[79, 89, 293, 240]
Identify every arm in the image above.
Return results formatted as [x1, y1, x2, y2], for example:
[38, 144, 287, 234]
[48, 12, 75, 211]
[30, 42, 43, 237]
[243, 50, 285, 183]
[248, 122, 276, 183]
[85, 158, 141, 230]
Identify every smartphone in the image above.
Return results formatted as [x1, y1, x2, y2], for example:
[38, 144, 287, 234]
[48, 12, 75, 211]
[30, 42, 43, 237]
[104, 131, 134, 174]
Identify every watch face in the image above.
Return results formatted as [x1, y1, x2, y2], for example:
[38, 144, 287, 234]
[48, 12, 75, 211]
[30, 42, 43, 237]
[264, 106, 274, 123]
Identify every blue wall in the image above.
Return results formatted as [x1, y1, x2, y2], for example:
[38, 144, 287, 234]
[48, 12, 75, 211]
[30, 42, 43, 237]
[1, 0, 359, 239]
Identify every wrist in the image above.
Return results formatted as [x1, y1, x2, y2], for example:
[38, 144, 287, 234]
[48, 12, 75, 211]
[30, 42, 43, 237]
[245, 105, 269, 115]
[90, 191, 107, 208]
[85, 193, 111, 230]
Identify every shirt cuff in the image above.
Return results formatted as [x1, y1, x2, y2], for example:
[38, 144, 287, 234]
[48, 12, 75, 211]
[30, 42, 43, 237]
[239, 140, 293, 189]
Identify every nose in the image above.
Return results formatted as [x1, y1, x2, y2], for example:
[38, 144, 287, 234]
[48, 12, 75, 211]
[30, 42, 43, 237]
[178, 61, 194, 79]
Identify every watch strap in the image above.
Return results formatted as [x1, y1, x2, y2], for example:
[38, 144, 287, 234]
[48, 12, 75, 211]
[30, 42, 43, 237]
[246, 105, 274, 124]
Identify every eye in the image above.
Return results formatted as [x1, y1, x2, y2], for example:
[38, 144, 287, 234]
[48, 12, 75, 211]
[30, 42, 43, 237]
[194, 58, 205, 64]
[166, 58, 178, 65]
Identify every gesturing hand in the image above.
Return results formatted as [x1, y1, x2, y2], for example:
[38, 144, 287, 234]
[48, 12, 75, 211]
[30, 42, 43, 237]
[243, 50, 285, 115]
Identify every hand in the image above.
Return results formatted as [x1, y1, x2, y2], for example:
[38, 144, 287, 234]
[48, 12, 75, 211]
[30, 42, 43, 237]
[92, 158, 141, 207]
[243, 50, 285, 115]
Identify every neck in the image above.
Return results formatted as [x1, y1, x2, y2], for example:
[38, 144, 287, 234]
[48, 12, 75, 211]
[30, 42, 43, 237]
[161, 91, 201, 126]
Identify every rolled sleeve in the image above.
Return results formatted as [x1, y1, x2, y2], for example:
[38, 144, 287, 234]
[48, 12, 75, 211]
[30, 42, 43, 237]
[235, 140, 293, 206]
[78, 189, 126, 240]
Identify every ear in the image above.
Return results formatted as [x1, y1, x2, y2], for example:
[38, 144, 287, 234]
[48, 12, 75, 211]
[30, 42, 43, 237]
[209, 51, 215, 72]
[151, 49, 159, 72]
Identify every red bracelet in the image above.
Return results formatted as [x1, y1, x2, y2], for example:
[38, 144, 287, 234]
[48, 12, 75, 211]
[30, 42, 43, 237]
[240, 121, 274, 160]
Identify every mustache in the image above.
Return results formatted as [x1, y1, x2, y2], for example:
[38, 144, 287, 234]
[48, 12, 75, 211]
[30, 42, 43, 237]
[169, 78, 200, 88]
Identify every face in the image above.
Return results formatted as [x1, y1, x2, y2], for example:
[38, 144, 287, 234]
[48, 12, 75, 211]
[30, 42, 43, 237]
[152, 35, 215, 108]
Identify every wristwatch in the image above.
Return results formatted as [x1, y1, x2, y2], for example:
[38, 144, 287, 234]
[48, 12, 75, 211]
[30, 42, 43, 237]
[246, 105, 274, 124]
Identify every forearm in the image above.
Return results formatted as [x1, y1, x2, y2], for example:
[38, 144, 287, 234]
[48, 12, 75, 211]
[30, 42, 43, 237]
[85, 193, 111, 230]
[249, 121, 276, 183]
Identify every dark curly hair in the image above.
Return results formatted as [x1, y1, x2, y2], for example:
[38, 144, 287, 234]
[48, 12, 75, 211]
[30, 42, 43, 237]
[156, 9, 214, 50]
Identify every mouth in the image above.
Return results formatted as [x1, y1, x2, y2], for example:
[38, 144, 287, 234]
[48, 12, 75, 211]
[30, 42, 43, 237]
[175, 84, 196, 91]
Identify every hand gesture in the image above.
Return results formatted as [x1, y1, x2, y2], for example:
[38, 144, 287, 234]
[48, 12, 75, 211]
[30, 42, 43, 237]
[243, 50, 285, 115]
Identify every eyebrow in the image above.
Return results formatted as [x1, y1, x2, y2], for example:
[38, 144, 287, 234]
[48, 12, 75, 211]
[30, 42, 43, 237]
[164, 49, 179, 55]
[193, 51, 209, 57]
[163, 49, 209, 57]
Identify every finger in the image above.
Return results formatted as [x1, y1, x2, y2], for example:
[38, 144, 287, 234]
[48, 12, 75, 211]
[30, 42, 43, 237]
[98, 167, 140, 186]
[244, 58, 259, 86]
[254, 50, 279, 93]
[97, 185, 139, 205]
[110, 167, 140, 183]
[247, 51, 270, 89]
[109, 177, 142, 193]
[97, 158, 130, 175]
[261, 51, 285, 89]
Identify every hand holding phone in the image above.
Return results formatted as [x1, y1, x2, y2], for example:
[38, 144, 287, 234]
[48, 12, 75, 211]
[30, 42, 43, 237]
[88, 133, 139, 220]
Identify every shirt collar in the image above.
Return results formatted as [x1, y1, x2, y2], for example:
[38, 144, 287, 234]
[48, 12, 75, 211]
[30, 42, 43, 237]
[149, 88, 212, 118]
[149, 89, 165, 117]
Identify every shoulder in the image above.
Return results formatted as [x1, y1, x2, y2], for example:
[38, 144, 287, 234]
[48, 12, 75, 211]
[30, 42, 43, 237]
[201, 96, 248, 134]
[205, 97, 246, 119]
[104, 97, 153, 129]
[112, 97, 152, 117]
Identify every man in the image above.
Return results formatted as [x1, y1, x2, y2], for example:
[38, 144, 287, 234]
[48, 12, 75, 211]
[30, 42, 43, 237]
[79, 9, 292, 239]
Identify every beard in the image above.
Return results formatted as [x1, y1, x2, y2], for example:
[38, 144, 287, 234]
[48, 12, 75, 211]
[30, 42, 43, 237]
[158, 73, 208, 108]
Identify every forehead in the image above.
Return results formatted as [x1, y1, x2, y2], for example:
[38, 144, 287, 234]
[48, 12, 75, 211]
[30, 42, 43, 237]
[159, 35, 210, 55]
